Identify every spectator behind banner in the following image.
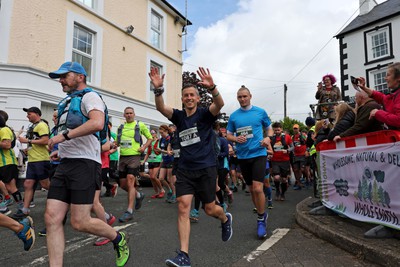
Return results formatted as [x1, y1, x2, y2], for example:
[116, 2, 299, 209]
[314, 119, 331, 145]
[315, 74, 342, 121]
[332, 91, 383, 142]
[327, 103, 355, 141]
[356, 62, 400, 129]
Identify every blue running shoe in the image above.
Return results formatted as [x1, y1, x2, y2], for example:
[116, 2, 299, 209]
[135, 192, 145, 210]
[17, 216, 35, 251]
[221, 212, 233, 242]
[257, 213, 268, 239]
[2, 198, 14, 206]
[119, 211, 133, 223]
[166, 250, 191, 267]
[189, 209, 199, 223]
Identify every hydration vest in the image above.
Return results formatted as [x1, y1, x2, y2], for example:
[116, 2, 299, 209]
[271, 133, 288, 151]
[57, 88, 109, 145]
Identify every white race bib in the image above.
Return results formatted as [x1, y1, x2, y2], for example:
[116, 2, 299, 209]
[237, 126, 254, 138]
[179, 127, 201, 147]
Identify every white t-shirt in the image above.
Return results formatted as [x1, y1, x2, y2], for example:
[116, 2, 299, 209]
[58, 91, 104, 164]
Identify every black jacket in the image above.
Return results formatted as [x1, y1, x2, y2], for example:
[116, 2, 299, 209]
[327, 110, 355, 140]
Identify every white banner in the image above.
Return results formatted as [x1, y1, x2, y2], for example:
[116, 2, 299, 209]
[318, 142, 400, 230]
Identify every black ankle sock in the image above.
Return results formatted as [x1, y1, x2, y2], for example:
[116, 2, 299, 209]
[257, 213, 265, 221]
[12, 191, 22, 202]
[112, 232, 122, 245]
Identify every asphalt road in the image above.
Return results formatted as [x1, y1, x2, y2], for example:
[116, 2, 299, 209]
[0, 182, 344, 266]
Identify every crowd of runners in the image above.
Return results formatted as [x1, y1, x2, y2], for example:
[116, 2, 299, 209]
[2, 61, 400, 267]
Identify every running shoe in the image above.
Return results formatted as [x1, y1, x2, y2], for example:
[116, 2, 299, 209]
[17, 216, 35, 251]
[167, 195, 177, 203]
[165, 250, 191, 267]
[114, 232, 130, 267]
[107, 214, 116, 226]
[232, 186, 238, 193]
[94, 237, 110, 246]
[2, 198, 14, 206]
[221, 212, 233, 242]
[189, 209, 199, 223]
[118, 211, 133, 223]
[0, 207, 11, 216]
[293, 185, 302, 190]
[157, 191, 165, 198]
[151, 193, 159, 199]
[252, 207, 257, 213]
[267, 200, 273, 209]
[227, 191, 234, 204]
[111, 184, 118, 198]
[12, 209, 28, 220]
[166, 191, 173, 202]
[135, 192, 145, 210]
[29, 201, 35, 208]
[38, 228, 46, 237]
[257, 213, 268, 239]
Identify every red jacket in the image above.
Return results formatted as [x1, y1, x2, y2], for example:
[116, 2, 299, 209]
[372, 90, 400, 129]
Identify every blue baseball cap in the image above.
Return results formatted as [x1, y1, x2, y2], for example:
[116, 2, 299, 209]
[49, 61, 87, 78]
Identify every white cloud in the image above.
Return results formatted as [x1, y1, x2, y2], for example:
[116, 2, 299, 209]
[183, 0, 381, 123]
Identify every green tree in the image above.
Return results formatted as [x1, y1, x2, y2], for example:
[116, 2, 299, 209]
[273, 117, 307, 135]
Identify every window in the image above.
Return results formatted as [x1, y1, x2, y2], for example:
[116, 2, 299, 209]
[373, 70, 389, 94]
[150, 61, 163, 103]
[364, 24, 393, 64]
[72, 25, 93, 82]
[77, 0, 94, 8]
[150, 10, 162, 49]
[371, 31, 388, 59]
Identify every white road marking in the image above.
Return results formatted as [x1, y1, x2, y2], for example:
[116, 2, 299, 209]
[28, 223, 136, 266]
[244, 228, 290, 262]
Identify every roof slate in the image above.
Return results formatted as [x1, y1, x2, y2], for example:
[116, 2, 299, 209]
[337, 0, 400, 37]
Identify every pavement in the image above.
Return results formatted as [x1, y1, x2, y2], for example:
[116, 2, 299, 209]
[296, 197, 400, 267]
[232, 196, 400, 267]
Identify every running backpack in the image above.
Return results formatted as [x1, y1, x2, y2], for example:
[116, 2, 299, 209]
[116, 121, 143, 146]
[57, 88, 109, 145]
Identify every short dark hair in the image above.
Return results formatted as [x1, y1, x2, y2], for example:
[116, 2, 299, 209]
[0, 110, 8, 122]
[272, 122, 282, 128]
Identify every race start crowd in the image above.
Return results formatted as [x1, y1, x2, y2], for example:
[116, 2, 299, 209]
[1, 61, 400, 267]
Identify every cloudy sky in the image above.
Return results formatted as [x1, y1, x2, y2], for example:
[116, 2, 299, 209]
[168, 0, 385, 123]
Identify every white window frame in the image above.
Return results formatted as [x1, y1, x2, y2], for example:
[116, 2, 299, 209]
[147, 54, 167, 103]
[148, 2, 167, 51]
[365, 25, 392, 63]
[371, 68, 389, 94]
[74, 0, 104, 14]
[72, 25, 94, 82]
[77, 0, 94, 8]
[66, 11, 103, 86]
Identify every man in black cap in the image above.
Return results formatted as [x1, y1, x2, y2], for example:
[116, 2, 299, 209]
[13, 106, 50, 219]
[46, 61, 130, 267]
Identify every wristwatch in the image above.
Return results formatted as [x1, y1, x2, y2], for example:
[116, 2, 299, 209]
[62, 130, 71, 140]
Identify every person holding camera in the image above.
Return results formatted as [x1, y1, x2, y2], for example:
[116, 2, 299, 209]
[355, 62, 400, 129]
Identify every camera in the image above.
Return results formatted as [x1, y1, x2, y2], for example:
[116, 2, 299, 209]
[350, 76, 359, 85]
[350, 76, 361, 92]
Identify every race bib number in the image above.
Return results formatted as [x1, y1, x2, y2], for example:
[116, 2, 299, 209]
[173, 149, 180, 158]
[179, 127, 200, 147]
[274, 143, 283, 151]
[237, 126, 253, 138]
[120, 140, 132, 148]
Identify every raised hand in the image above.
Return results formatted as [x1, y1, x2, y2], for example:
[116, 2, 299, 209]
[148, 67, 165, 89]
[197, 67, 215, 89]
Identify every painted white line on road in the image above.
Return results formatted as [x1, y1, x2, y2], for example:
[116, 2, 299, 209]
[244, 228, 290, 262]
[29, 222, 136, 266]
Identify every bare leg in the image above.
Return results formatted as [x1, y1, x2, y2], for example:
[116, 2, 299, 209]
[45, 199, 69, 267]
[177, 194, 193, 254]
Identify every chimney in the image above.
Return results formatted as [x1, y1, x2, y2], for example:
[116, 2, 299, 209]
[359, 0, 378, 16]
